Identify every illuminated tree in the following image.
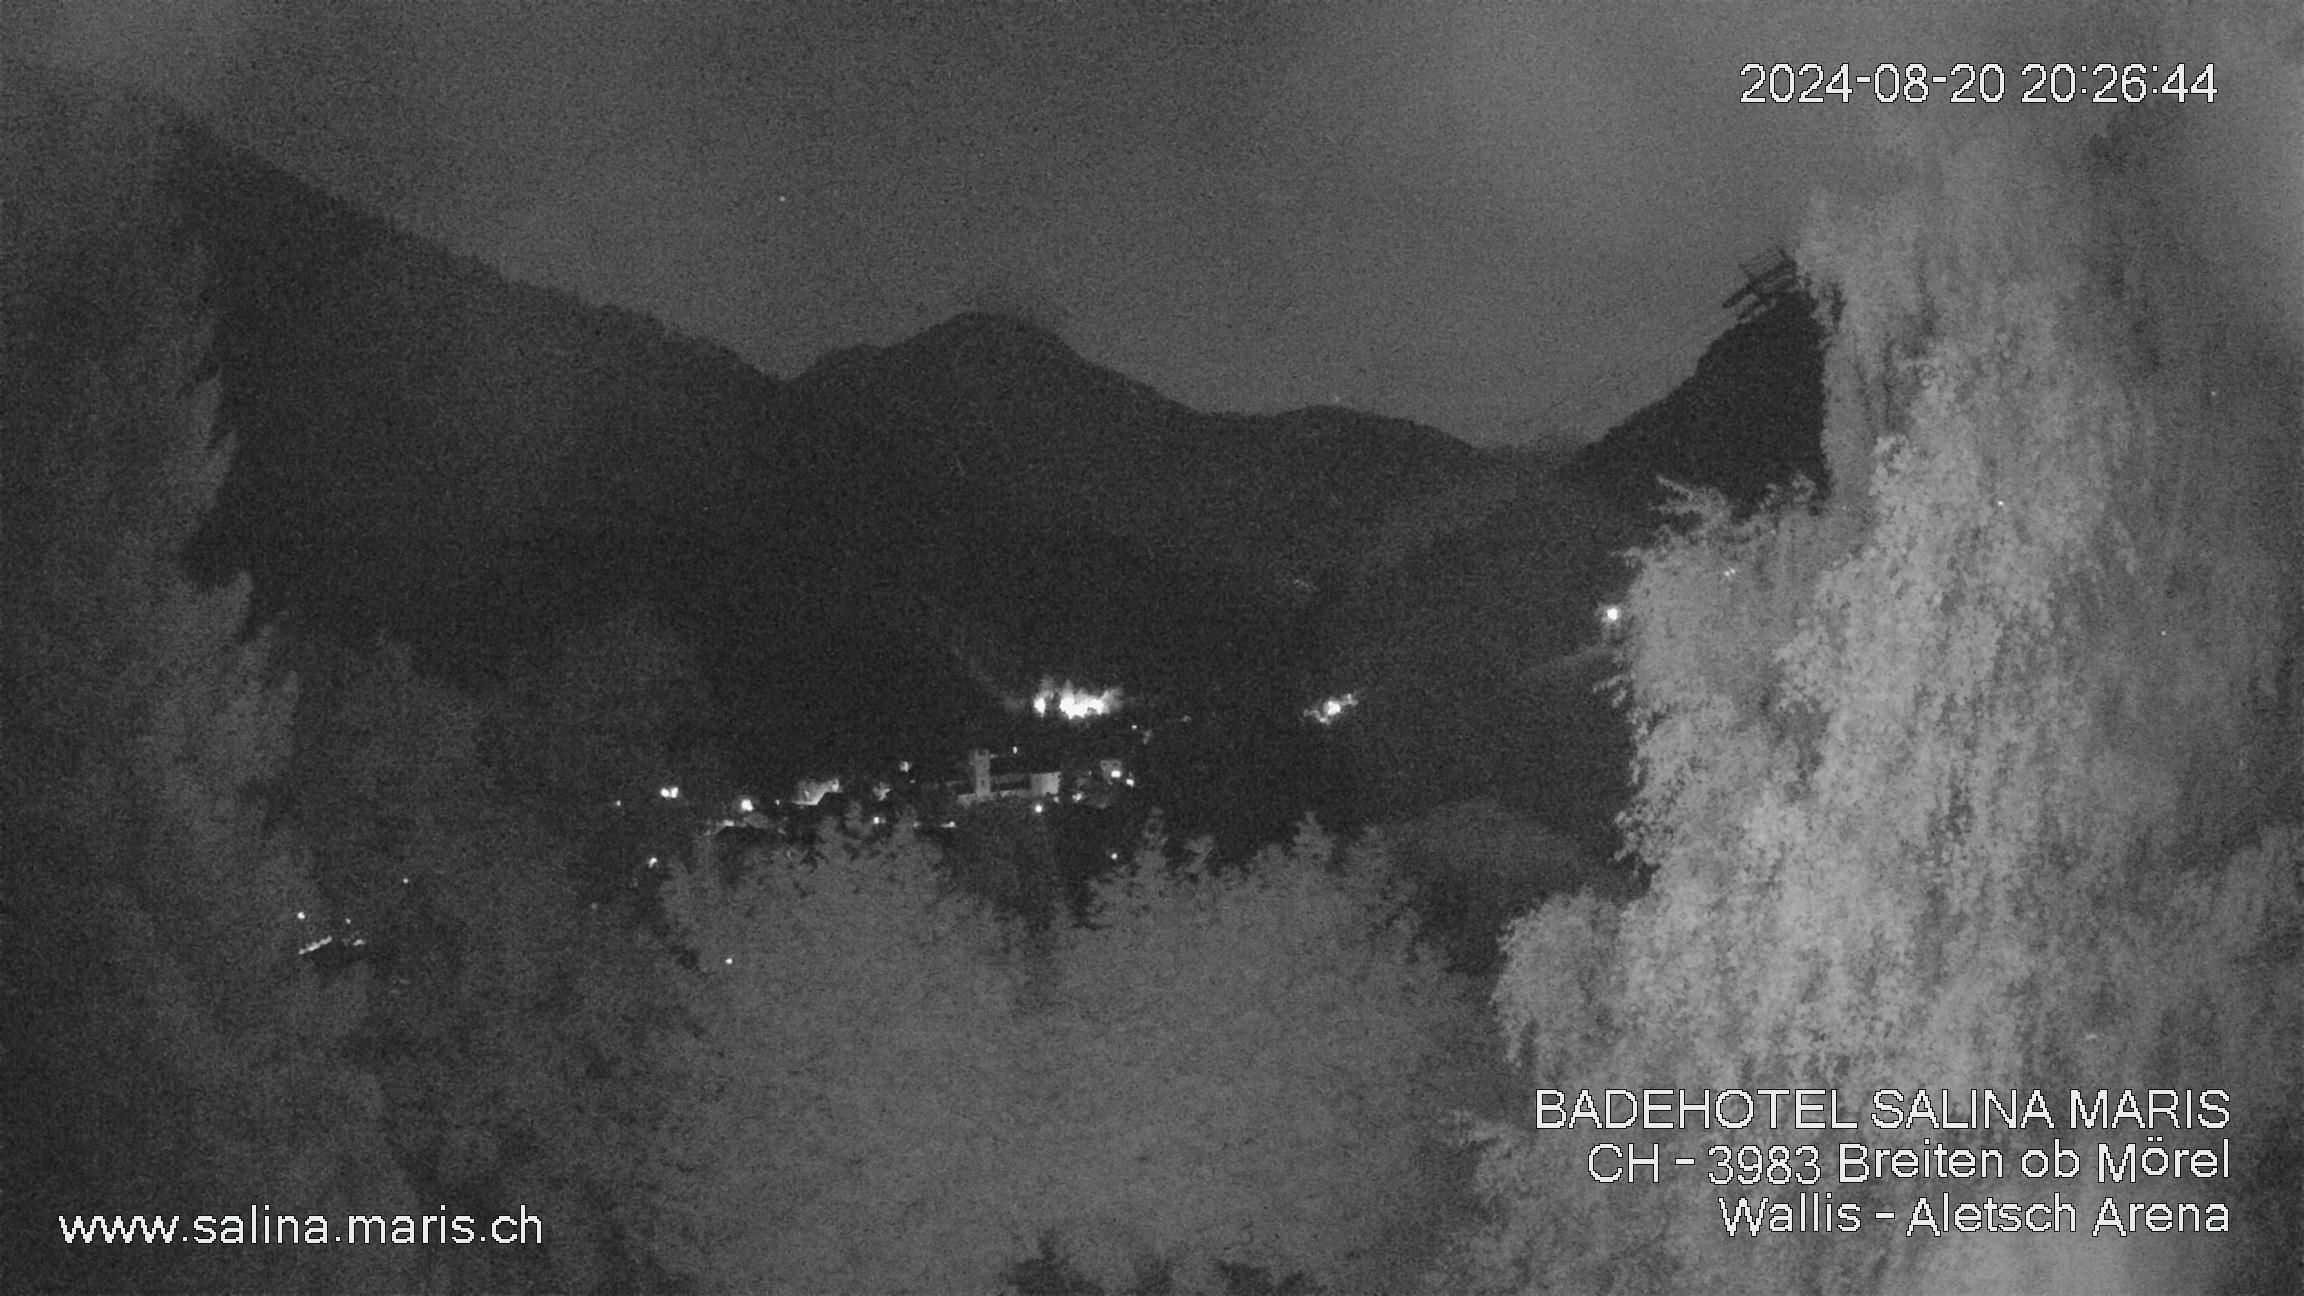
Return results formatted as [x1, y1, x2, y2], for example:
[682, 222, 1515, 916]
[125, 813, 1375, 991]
[631, 823, 1039, 1294]
[1025, 822, 1497, 1294]
[1443, 112, 2304, 1296]
[632, 815, 1494, 1295]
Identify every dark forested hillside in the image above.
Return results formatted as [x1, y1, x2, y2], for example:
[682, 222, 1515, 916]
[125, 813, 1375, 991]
[1312, 466, 1644, 852]
[1316, 253, 1831, 856]
[167, 93, 794, 666]
[791, 312, 1494, 587]
[1565, 249, 1829, 517]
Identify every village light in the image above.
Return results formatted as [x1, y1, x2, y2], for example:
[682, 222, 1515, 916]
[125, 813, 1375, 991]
[1031, 677, 1121, 721]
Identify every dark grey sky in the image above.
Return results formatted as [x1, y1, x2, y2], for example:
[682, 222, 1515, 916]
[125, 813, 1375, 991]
[20, 0, 2302, 447]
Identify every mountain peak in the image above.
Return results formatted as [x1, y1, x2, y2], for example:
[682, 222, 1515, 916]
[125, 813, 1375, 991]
[792, 310, 1082, 390]
[905, 309, 1082, 369]
[793, 309, 1190, 428]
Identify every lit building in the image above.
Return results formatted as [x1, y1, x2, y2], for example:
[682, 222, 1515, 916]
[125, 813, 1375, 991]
[1030, 678, 1121, 721]
[956, 748, 1061, 805]
[791, 775, 842, 807]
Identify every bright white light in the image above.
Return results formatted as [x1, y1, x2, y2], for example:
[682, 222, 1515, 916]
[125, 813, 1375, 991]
[1595, 604, 1629, 643]
[737, 796, 756, 814]
[659, 785, 680, 801]
[1307, 691, 1360, 725]
[1032, 678, 1121, 721]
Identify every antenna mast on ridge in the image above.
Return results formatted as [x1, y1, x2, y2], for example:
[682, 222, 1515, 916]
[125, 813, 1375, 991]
[1723, 245, 1798, 322]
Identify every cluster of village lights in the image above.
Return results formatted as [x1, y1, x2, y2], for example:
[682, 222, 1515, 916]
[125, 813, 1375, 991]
[1032, 679, 1120, 720]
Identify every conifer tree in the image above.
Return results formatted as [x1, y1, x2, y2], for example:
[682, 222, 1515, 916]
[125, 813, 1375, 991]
[289, 637, 669, 1294]
[631, 822, 1039, 1295]
[1029, 823, 1495, 1294]
[2, 83, 417, 1293]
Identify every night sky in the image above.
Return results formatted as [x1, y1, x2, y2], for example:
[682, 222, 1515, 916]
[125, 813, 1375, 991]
[15, 1, 2304, 447]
